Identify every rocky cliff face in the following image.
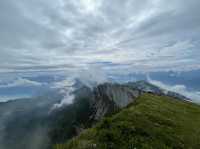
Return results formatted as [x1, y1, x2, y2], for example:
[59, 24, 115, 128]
[49, 80, 191, 146]
[90, 83, 141, 120]
[89, 81, 189, 121]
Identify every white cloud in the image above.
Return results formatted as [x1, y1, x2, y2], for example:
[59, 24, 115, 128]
[0, 78, 42, 88]
[50, 78, 76, 108]
[53, 86, 75, 108]
[79, 0, 102, 14]
[147, 76, 200, 103]
[51, 66, 108, 108]
[0, 0, 200, 74]
[76, 66, 108, 89]
[51, 78, 75, 89]
[0, 95, 30, 102]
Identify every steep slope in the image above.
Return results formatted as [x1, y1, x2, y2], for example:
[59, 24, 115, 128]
[54, 93, 200, 149]
[0, 90, 63, 149]
[0, 80, 195, 149]
[49, 86, 93, 145]
[91, 83, 141, 120]
[49, 83, 141, 145]
[49, 81, 193, 147]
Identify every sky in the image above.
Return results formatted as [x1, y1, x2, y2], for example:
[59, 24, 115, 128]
[0, 0, 200, 101]
[0, 0, 200, 74]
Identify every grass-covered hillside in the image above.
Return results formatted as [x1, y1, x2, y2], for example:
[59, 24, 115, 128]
[54, 93, 200, 149]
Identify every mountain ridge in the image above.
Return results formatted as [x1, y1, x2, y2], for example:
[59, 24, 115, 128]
[49, 80, 194, 148]
[54, 93, 200, 149]
[0, 80, 196, 149]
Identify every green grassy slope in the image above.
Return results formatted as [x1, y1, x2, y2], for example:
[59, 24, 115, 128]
[54, 93, 200, 149]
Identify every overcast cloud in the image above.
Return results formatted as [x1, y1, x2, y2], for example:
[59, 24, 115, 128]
[0, 0, 200, 74]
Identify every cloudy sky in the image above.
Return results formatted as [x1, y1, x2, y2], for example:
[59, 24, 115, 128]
[0, 0, 200, 75]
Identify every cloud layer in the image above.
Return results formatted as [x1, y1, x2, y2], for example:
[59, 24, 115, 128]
[148, 77, 200, 103]
[0, 0, 200, 74]
[0, 78, 42, 88]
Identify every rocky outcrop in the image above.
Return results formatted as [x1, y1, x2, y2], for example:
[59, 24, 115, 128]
[126, 81, 163, 94]
[91, 83, 141, 120]
[90, 81, 190, 121]
[49, 80, 191, 146]
[127, 80, 189, 101]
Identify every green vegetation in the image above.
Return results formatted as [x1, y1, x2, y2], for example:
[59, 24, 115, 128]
[49, 96, 92, 144]
[54, 93, 200, 149]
